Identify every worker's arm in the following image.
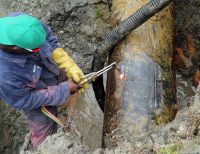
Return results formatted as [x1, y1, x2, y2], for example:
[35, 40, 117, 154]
[0, 81, 75, 111]
[43, 24, 89, 91]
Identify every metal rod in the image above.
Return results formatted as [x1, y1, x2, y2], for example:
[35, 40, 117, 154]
[96, 62, 116, 75]
[80, 72, 94, 79]
[96, 66, 114, 77]
[79, 62, 116, 85]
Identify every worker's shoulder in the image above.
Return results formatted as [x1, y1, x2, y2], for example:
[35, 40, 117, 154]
[0, 54, 25, 82]
[0, 70, 12, 86]
[0, 49, 27, 66]
[0, 62, 16, 80]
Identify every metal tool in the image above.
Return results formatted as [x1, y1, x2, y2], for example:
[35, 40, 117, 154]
[79, 62, 116, 85]
[41, 63, 116, 127]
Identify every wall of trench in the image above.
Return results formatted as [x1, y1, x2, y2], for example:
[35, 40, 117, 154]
[0, 0, 200, 153]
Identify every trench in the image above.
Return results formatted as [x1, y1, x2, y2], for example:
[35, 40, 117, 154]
[0, 0, 200, 153]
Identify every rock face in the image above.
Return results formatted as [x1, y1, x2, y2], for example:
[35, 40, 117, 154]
[174, 0, 200, 80]
[59, 85, 103, 150]
[174, 0, 200, 108]
[0, 101, 27, 154]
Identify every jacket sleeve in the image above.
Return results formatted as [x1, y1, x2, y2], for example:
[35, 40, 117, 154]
[42, 24, 61, 50]
[0, 81, 70, 110]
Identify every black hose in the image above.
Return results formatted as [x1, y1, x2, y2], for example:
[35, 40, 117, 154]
[92, 0, 173, 111]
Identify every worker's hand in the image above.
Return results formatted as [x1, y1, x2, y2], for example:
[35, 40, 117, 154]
[78, 82, 89, 93]
[65, 60, 89, 93]
[66, 78, 82, 94]
[66, 65, 84, 83]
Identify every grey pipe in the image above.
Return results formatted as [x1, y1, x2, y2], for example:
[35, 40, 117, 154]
[92, 0, 173, 111]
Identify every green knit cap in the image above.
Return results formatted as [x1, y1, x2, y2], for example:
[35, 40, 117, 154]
[0, 14, 46, 49]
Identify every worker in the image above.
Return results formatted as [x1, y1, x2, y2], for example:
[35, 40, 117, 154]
[0, 12, 88, 149]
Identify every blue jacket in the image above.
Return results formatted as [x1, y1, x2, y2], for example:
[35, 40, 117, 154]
[0, 13, 70, 110]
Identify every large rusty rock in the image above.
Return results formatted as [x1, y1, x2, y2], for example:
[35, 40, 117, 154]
[103, 0, 176, 147]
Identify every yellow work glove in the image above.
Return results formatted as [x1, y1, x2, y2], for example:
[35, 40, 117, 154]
[51, 48, 89, 93]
